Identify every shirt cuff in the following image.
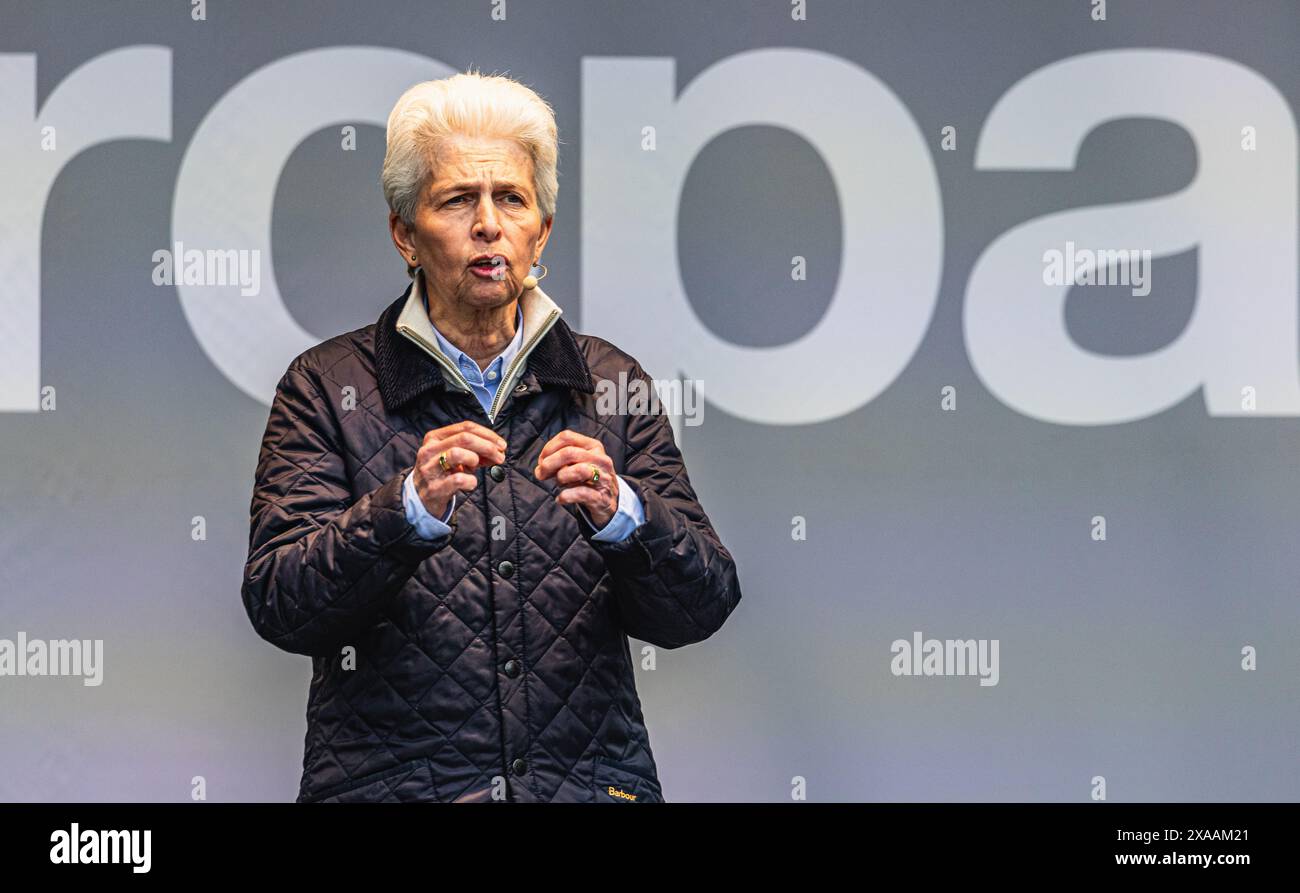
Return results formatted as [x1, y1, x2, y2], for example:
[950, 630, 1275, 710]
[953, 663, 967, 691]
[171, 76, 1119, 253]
[402, 469, 455, 541]
[584, 474, 646, 543]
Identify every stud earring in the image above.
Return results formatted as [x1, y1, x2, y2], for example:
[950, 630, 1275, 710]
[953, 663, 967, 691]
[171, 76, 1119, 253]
[522, 262, 548, 289]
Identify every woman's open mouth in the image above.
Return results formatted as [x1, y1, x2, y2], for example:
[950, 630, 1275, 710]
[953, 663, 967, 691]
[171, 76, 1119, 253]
[469, 256, 508, 279]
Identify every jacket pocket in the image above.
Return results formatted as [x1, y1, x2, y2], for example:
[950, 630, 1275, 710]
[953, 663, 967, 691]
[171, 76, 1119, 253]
[302, 757, 439, 804]
[591, 756, 663, 803]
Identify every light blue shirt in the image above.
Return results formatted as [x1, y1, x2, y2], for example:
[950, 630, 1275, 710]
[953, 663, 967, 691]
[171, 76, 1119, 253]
[401, 302, 645, 543]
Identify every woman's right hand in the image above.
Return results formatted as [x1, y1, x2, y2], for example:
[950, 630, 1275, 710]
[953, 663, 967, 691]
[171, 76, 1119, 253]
[413, 420, 508, 518]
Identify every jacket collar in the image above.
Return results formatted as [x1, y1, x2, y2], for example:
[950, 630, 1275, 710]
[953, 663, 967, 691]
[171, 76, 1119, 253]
[375, 270, 594, 415]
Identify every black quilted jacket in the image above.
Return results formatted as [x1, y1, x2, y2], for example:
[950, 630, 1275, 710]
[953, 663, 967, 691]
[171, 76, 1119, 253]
[240, 278, 742, 803]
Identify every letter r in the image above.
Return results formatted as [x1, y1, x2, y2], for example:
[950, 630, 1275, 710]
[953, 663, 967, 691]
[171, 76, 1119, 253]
[0, 47, 171, 411]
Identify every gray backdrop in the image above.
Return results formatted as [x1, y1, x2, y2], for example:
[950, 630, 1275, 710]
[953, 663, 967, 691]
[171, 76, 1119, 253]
[1, 0, 1298, 801]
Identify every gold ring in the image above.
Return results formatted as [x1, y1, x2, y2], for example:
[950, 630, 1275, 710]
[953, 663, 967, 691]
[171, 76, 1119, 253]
[589, 465, 600, 486]
[439, 453, 449, 473]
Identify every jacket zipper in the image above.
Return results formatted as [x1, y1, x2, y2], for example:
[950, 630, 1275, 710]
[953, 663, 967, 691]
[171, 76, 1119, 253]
[486, 309, 560, 423]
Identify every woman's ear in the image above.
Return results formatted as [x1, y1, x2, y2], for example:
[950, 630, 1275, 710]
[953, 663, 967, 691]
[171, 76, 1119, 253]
[389, 211, 416, 259]
[390, 213, 419, 278]
[534, 214, 555, 256]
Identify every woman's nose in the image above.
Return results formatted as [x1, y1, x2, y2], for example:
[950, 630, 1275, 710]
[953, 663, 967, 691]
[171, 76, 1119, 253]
[474, 202, 501, 237]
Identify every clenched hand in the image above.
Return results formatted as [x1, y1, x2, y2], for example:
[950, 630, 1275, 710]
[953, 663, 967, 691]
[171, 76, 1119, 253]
[534, 430, 620, 529]
[412, 420, 507, 518]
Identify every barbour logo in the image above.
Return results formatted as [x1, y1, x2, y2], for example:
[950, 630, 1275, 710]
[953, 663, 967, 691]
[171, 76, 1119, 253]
[607, 785, 637, 801]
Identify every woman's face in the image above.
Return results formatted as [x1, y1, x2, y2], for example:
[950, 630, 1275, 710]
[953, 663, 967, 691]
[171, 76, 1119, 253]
[391, 135, 552, 314]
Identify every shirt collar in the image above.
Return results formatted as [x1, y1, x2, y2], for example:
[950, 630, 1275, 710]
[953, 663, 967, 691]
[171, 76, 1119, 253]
[379, 275, 593, 414]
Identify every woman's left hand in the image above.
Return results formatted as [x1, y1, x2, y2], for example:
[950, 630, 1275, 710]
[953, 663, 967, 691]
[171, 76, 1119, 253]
[534, 430, 620, 529]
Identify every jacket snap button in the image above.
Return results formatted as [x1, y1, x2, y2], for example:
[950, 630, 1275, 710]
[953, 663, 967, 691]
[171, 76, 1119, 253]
[511, 758, 527, 775]
[497, 560, 515, 578]
[489, 464, 505, 482]
[504, 659, 521, 678]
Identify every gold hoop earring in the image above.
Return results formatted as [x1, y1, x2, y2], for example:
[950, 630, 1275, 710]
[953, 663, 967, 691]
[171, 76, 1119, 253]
[522, 262, 548, 289]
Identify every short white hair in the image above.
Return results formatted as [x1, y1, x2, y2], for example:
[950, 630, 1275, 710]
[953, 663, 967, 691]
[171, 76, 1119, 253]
[382, 67, 560, 278]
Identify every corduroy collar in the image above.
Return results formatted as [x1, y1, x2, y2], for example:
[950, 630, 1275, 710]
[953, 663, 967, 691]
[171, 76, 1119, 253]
[374, 272, 594, 415]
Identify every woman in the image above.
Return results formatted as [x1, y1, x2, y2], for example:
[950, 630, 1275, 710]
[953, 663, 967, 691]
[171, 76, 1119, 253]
[241, 69, 742, 803]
